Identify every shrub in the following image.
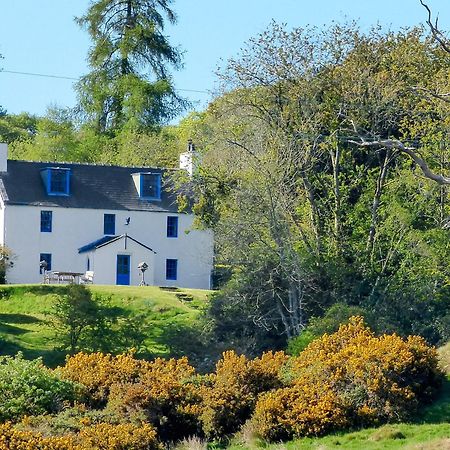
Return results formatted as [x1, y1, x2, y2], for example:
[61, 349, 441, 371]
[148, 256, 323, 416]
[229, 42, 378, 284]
[252, 317, 443, 441]
[287, 303, 368, 356]
[107, 357, 202, 442]
[50, 285, 119, 354]
[0, 422, 75, 449]
[0, 421, 161, 450]
[286, 330, 316, 356]
[0, 353, 80, 422]
[75, 422, 161, 449]
[59, 352, 146, 405]
[200, 350, 288, 440]
[252, 379, 348, 441]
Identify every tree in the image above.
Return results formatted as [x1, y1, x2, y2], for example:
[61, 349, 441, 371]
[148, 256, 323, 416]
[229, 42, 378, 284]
[50, 285, 115, 354]
[0, 245, 14, 284]
[0, 112, 38, 144]
[76, 0, 185, 132]
[189, 22, 450, 351]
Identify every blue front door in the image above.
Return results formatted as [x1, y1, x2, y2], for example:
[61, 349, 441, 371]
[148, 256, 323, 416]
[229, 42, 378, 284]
[116, 255, 130, 285]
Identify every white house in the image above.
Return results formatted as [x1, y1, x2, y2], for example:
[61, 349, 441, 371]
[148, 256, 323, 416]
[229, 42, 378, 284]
[0, 143, 213, 288]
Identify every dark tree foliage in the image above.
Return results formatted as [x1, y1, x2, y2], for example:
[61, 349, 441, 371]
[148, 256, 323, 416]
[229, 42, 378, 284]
[76, 0, 186, 132]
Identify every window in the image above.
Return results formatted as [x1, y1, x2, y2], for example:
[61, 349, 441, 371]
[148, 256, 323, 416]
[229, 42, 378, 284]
[41, 168, 70, 196]
[140, 173, 161, 200]
[167, 216, 178, 238]
[39, 253, 52, 273]
[40, 211, 52, 232]
[166, 259, 178, 280]
[104, 214, 116, 235]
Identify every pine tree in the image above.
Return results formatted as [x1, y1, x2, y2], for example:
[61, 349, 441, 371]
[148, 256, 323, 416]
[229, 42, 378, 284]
[76, 0, 185, 132]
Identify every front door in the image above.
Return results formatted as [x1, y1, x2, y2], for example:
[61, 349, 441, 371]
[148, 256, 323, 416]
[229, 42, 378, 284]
[116, 255, 130, 285]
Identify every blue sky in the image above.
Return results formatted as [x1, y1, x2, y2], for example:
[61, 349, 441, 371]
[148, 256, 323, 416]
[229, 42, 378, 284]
[0, 0, 449, 122]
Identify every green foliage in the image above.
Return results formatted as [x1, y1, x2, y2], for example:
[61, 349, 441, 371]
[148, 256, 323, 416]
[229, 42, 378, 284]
[286, 331, 316, 356]
[0, 353, 80, 422]
[287, 303, 370, 355]
[0, 112, 37, 144]
[189, 22, 450, 352]
[0, 245, 15, 284]
[76, 0, 185, 132]
[50, 285, 115, 354]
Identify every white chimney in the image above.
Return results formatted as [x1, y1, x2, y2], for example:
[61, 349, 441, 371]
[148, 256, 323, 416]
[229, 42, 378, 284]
[179, 139, 198, 176]
[0, 143, 7, 172]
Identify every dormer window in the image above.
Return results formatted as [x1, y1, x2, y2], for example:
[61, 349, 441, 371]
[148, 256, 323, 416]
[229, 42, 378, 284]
[41, 168, 71, 196]
[132, 172, 161, 200]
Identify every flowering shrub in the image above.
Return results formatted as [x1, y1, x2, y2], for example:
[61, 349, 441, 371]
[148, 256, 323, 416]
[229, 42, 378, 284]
[107, 357, 202, 441]
[200, 350, 288, 439]
[251, 317, 443, 441]
[0, 353, 80, 422]
[75, 422, 160, 449]
[252, 379, 348, 441]
[0, 422, 160, 449]
[59, 352, 146, 405]
[0, 321, 441, 445]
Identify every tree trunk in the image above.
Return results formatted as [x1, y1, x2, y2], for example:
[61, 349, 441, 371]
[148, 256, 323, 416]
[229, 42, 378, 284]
[330, 141, 341, 249]
[367, 150, 391, 255]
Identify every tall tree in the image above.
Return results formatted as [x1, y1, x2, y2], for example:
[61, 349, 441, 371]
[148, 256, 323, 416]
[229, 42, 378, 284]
[188, 22, 450, 351]
[76, 0, 185, 132]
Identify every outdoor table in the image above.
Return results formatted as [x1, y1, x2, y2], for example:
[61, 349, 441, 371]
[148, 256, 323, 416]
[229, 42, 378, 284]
[51, 271, 84, 284]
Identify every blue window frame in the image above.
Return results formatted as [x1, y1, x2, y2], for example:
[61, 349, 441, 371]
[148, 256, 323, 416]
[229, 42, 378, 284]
[40, 210, 52, 232]
[167, 216, 178, 238]
[41, 168, 70, 196]
[39, 253, 52, 273]
[104, 214, 116, 235]
[140, 173, 161, 200]
[166, 258, 178, 280]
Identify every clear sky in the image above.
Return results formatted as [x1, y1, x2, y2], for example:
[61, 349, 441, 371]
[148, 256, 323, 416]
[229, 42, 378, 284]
[0, 0, 449, 123]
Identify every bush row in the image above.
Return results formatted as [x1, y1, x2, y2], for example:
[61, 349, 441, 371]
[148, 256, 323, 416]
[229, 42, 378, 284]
[0, 317, 443, 445]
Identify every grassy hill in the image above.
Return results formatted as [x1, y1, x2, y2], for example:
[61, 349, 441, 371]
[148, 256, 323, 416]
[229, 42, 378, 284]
[0, 284, 210, 366]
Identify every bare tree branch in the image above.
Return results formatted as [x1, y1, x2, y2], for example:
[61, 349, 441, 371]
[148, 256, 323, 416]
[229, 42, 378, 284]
[350, 138, 450, 185]
[420, 0, 450, 54]
[412, 85, 450, 103]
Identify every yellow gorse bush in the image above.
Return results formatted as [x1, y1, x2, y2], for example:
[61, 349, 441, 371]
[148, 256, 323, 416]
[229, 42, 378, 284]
[59, 351, 146, 405]
[252, 317, 443, 441]
[0, 422, 160, 450]
[107, 356, 202, 441]
[0, 318, 442, 445]
[200, 350, 288, 439]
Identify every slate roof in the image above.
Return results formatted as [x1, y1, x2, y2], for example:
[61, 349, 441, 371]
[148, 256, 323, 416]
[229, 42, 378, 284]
[78, 235, 118, 253]
[78, 234, 156, 254]
[0, 160, 180, 212]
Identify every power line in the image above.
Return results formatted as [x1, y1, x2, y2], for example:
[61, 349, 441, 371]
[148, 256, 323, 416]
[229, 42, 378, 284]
[0, 69, 210, 95]
[2, 69, 77, 80]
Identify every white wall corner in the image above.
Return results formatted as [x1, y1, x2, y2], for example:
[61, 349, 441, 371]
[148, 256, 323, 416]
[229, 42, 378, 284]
[0, 143, 7, 173]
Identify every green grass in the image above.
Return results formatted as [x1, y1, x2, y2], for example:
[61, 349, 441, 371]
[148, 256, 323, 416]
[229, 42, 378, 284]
[228, 423, 449, 450]
[0, 284, 210, 366]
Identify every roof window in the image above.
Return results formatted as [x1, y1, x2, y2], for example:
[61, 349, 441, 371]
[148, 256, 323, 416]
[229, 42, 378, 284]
[41, 167, 71, 196]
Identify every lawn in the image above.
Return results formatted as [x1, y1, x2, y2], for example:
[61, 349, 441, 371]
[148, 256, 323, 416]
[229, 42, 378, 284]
[0, 284, 210, 366]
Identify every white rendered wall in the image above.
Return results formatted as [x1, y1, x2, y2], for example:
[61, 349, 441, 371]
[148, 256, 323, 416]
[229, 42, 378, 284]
[4, 205, 213, 288]
[0, 202, 5, 247]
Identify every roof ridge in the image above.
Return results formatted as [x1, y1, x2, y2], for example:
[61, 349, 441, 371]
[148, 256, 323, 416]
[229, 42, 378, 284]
[8, 159, 180, 171]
